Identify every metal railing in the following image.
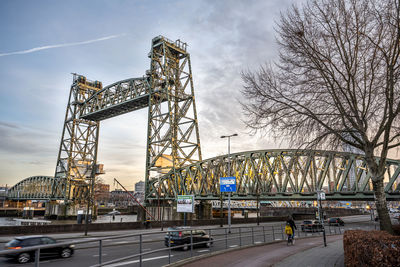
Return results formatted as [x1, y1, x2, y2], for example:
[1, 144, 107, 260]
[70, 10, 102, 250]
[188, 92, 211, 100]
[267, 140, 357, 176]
[0, 221, 377, 267]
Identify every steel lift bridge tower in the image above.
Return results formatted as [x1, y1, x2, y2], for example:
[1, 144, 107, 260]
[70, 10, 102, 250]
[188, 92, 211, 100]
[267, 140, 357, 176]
[47, 36, 201, 217]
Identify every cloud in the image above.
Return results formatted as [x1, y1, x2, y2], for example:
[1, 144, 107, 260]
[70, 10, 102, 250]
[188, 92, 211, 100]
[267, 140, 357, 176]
[0, 33, 127, 57]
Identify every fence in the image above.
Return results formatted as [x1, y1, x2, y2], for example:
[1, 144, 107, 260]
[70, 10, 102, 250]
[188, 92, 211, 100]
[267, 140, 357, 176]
[0, 221, 378, 267]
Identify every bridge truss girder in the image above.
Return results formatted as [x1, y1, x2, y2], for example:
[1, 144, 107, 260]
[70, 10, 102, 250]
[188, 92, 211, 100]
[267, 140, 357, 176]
[7, 176, 64, 200]
[147, 149, 400, 201]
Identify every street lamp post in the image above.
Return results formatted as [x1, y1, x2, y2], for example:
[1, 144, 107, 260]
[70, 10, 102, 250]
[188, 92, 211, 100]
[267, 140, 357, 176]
[221, 133, 238, 234]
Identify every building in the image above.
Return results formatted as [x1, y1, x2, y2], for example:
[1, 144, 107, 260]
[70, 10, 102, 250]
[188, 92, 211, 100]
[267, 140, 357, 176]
[135, 181, 145, 193]
[95, 183, 110, 205]
[0, 186, 8, 207]
[110, 189, 135, 208]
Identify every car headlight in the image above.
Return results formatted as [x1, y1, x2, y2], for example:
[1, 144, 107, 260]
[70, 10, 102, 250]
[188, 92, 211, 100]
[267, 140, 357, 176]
[69, 245, 75, 248]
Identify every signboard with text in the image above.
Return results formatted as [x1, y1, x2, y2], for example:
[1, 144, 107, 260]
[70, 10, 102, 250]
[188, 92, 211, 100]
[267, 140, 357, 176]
[220, 177, 237, 193]
[177, 195, 194, 213]
[317, 191, 326, 200]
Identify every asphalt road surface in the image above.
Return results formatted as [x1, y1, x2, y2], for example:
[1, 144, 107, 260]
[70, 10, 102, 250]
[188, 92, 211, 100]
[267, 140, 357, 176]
[0, 215, 387, 266]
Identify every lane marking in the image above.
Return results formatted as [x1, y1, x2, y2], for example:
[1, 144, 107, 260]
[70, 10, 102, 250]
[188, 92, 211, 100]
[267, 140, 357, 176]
[113, 241, 129, 244]
[142, 248, 151, 251]
[229, 245, 238, 248]
[255, 241, 262, 244]
[197, 249, 209, 253]
[93, 254, 108, 257]
[104, 255, 174, 267]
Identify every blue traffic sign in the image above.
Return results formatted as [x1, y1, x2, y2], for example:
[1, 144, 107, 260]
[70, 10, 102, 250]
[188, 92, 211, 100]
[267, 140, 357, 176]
[220, 177, 236, 192]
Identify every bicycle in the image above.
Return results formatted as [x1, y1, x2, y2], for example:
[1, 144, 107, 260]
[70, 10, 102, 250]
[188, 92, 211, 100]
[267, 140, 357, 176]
[287, 234, 294, 245]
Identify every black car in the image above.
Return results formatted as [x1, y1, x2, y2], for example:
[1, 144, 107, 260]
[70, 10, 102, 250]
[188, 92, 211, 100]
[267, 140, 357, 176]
[4, 236, 74, 263]
[164, 227, 213, 250]
[301, 220, 324, 232]
[328, 217, 344, 226]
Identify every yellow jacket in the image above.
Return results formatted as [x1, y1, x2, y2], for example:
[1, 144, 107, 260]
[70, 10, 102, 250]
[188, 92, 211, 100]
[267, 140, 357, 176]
[285, 225, 293, 235]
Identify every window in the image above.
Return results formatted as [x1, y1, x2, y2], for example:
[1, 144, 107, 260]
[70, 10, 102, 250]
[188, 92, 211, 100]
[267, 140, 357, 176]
[22, 238, 41, 246]
[41, 237, 56, 244]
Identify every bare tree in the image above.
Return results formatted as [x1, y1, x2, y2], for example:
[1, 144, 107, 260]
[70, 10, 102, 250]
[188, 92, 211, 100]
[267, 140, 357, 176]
[241, 0, 400, 234]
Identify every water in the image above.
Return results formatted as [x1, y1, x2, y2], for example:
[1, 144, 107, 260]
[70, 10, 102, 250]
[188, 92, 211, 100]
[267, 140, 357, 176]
[0, 214, 138, 226]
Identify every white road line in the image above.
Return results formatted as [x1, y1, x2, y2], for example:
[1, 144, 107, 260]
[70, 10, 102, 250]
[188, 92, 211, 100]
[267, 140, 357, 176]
[197, 249, 209, 253]
[104, 255, 174, 267]
[113, 241, 129, 244]
[93, 254, 108, 257]
[255, 241, 262, 244]
[229, 245, 239, 248]
[142, 248, 151, 251]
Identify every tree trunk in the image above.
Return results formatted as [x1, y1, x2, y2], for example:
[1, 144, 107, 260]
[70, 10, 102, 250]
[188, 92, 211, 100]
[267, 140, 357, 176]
[372, 178, 394, 234]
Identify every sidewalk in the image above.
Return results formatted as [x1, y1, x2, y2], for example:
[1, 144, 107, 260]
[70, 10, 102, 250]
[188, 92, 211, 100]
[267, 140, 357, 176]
[172, 235, 344, 267]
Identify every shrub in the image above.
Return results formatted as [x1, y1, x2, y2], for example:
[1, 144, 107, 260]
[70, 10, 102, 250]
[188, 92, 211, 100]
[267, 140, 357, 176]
[344, 230, 400, 266]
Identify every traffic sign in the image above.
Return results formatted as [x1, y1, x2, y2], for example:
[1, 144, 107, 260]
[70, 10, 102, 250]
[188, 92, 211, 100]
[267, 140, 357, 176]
[220, 177, 236, 192]
[317, 191, 326, 200]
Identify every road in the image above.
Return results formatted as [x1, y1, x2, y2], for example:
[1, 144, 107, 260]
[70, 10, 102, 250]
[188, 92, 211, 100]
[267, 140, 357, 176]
[0, 215, 387, 266]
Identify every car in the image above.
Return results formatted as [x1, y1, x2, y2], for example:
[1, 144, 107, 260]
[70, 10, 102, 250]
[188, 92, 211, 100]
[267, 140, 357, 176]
[164, 227, 213, 251]
[300, 220, 324, 232]
[4, 235, 74, 263]
[328, 217, 344, 226]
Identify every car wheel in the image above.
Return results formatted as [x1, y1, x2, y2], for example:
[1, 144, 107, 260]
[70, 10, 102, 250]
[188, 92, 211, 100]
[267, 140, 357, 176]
[206, 241, 211, 248]
[17, 253, 31, 264]
[182, 243, 189, 251]
[301, 226, 305, 232]
[60, 248, 72, 258]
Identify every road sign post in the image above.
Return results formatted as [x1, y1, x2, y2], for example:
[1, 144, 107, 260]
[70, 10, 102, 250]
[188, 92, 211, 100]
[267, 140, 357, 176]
[220, 176, 236, 233]
[317, 190, 327, 247]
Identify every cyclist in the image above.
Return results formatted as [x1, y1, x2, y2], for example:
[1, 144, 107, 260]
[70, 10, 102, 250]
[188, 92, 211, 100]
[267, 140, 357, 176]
[287, 216, 297, 243]
[285, 222, 293, 245]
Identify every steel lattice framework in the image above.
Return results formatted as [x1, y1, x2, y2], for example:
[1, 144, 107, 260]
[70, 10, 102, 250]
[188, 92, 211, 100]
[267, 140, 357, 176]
[147, 149, 400, 201]
[52, 74, 102, 202]
[80, 36, 202, 200]
[8, 176, 64, 200]
[7, 36, 400, 203]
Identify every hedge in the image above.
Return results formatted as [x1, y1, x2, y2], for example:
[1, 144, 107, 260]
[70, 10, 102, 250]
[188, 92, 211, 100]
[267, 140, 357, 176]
[343, 230, 400, 266]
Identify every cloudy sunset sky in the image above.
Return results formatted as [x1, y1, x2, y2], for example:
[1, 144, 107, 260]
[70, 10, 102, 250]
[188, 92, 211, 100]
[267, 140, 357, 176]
[0, 0, 297, 190]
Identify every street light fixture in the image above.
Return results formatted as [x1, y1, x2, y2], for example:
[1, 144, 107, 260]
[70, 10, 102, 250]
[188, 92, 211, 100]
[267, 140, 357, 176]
[221, 133, 238, 234]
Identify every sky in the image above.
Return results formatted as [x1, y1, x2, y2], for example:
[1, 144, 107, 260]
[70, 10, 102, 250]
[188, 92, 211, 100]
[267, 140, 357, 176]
[0, 0, 297, 190]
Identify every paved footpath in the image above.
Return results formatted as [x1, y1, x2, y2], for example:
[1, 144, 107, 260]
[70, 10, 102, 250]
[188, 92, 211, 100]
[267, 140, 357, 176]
[173, 235, 344, 267]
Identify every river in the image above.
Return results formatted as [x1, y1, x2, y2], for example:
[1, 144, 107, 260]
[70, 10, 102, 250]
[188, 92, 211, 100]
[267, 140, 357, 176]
[0, 214, 138, 226]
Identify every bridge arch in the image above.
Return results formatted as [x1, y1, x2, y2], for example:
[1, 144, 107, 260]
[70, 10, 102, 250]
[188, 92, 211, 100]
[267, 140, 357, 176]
[7, 176, 61, 200]
[148, 149, 400, 201]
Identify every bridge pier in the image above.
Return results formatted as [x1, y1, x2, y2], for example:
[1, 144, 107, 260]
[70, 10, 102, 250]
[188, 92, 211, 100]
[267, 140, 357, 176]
[45, 201, 96, 220]
[139, 200, 213, 223]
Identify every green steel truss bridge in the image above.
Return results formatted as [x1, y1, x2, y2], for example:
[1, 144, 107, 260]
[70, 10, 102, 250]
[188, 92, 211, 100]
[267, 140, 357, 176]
[6, 36, 400, 202]
[7, 149, 400, 201]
